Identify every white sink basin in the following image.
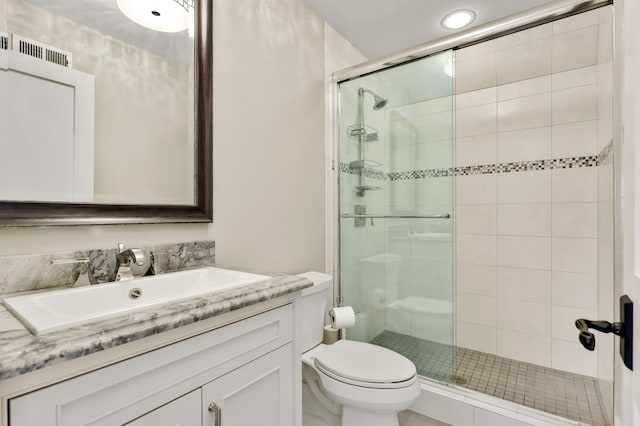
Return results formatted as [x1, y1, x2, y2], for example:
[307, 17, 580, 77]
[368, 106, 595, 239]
[3, 267, 270, 335]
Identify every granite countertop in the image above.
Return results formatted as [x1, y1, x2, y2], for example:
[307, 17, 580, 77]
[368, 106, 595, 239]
[0, 268, 312, 381]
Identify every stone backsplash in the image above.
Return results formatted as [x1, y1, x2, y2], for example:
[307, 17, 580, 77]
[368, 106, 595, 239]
[0, 240, 215, 295]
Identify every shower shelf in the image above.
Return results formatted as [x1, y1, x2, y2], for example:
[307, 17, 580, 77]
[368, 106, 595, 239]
[355, 185, 382, 192]
[349, 159, 382, 170]
[348, 124, 379, 142]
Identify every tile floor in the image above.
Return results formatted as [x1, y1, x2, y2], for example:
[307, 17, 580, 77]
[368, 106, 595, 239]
[371, 331, 608, 426]
[399, 410, 450, 426]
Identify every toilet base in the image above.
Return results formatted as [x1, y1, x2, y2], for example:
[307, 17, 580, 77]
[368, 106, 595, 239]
[342, 406, 399, 426]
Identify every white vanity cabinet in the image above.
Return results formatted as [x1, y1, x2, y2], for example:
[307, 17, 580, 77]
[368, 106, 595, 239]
[8, 304, 295, 426]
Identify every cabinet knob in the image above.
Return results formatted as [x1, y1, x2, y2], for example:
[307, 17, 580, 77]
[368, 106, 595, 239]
[208, 402, 222, 425]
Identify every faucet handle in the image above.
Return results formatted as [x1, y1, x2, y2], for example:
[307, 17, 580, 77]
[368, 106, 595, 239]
[130, 248, 145, 266]
[115, 244, 145, 267]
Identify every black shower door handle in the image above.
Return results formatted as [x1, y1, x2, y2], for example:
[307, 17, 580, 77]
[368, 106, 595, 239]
[575, 319, 623, 350]
[575, 295, 633, 371]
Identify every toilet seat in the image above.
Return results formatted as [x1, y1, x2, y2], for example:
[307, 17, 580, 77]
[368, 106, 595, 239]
[314, 340, 417, 389]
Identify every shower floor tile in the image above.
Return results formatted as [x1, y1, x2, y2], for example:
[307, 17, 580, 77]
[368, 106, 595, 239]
[370, 331, 608, 426]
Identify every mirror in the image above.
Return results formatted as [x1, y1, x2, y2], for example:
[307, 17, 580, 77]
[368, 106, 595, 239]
[0, 0, 212, 225]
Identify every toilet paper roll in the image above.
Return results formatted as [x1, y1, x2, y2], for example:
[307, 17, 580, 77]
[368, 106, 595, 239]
[329, 306, 356, 329]
[323, 325, 340, 344]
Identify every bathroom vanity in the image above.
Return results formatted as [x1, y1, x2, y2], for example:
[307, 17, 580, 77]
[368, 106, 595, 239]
[0, 269, 311, 426]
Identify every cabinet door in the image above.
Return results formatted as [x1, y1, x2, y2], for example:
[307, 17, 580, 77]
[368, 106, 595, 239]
[126, 390, 201, 426]
[202, 344, 293, 426]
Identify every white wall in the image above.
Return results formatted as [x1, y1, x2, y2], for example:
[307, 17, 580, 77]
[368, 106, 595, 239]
[324, 23, 368, 276]
[0, 0, 343, 276]
[210, 0, 326, 274]
[0, 0, 5, 33]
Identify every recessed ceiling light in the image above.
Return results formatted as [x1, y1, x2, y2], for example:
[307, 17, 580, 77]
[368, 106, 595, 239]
[441, 9, 476, 30]
[117, 0, 189, 33]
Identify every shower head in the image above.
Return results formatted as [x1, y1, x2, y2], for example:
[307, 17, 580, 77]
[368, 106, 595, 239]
[359, 87, 388, 110]
[372, 95, 387, 110]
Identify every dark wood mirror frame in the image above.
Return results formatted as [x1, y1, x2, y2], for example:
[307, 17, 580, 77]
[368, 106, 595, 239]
[0, 0, 213, 227]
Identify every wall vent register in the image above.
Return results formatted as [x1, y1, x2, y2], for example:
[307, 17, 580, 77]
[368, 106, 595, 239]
[7, 34, 72, 68]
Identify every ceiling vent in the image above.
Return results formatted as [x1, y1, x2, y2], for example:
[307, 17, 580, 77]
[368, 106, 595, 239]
[11, 34, 72, 68]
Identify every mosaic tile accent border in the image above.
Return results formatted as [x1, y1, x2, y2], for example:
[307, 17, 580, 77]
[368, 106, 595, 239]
[340, 143, 612, 181]
[454, 155, 598, 177]
[338, 162, 352, 174]
[387, 168, 453, 180]
[598, 140, 613, 166]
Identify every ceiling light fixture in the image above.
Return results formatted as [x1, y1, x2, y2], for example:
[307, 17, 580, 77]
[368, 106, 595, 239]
[441, 9, 476, 30]
[117, 0, 193, 33]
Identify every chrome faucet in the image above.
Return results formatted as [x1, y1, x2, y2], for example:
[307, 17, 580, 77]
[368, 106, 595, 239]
[115, 243, 145, 282]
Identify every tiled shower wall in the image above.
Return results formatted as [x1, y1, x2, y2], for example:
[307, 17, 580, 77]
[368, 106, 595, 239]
[454, 8, 613, 376]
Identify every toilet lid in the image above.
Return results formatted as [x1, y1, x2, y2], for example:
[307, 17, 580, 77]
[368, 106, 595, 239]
[314, 340, 416, 387]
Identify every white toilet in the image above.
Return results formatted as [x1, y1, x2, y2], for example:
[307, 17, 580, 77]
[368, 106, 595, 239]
[297, 272, 421, 426]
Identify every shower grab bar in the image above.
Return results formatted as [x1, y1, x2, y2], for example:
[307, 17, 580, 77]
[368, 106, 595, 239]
[341, 213, 450, 219]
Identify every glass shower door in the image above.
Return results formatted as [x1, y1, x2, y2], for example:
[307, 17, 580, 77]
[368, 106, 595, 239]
[338, 51, 455, 383]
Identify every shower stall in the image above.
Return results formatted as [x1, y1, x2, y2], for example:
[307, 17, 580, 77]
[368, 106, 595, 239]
[335, 2, 614, 425]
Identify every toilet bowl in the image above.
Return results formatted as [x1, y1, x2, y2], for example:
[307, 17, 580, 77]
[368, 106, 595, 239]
[298, 272, 421, 426]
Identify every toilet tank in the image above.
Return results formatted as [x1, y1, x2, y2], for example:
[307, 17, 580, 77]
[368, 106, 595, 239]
[296, 272, 333, 353]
